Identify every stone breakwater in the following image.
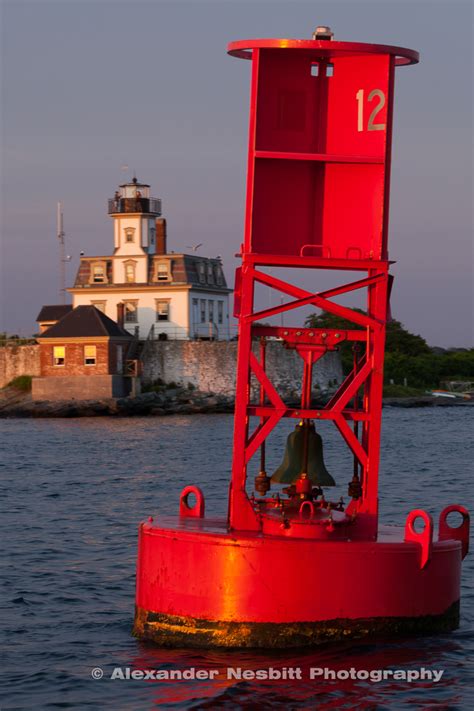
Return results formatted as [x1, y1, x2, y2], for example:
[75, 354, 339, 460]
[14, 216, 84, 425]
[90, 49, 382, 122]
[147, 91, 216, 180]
[0, 388, 472, 418]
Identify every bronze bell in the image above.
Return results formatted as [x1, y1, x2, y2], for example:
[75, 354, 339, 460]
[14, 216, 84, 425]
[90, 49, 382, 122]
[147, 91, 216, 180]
[271, 421, 336, 486]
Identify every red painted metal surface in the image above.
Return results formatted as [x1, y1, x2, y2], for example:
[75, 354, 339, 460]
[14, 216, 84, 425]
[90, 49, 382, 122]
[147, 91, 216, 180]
[136, 516, 461, 623]
[179, 486, 205, 519]
[134, 34, 468, 646]
[227, 39, 419, 66]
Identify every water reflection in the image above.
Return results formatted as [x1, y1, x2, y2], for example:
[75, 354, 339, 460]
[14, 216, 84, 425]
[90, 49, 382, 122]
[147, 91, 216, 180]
[129, 634, 469, 709]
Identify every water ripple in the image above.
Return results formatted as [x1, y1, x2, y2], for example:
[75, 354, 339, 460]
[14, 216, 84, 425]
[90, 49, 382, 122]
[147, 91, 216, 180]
[0, 411, 472, 709]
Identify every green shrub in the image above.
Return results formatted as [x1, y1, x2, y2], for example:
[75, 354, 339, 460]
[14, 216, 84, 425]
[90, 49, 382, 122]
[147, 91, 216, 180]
[4, 375, 32, 391]
[141, 377, 166, 393]
[383, 383, 425, 398]
[384, 351, 474, 390]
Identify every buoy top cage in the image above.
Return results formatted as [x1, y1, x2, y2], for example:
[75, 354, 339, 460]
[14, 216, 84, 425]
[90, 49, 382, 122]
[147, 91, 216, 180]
[228, 38, 419, 66]
[222, 28, 420, 538]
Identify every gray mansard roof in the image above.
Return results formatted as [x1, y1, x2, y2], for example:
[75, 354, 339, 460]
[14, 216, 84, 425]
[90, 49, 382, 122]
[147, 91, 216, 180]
[72, 254, 231, 291]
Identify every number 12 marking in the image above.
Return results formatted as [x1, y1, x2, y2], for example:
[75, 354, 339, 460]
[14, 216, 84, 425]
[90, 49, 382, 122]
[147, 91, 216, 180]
[356, 89, 386, 132]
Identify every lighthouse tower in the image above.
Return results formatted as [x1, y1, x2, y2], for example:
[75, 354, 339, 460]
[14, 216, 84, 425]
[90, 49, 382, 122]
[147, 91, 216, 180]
[108, 177, 163, 283]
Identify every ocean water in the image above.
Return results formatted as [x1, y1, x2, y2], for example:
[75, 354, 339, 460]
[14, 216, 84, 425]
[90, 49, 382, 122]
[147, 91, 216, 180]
[0, 409, 473, 710]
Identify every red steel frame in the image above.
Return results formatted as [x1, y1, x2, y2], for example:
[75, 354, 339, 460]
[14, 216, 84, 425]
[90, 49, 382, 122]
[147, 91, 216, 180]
[227, 40, 419, 537]
[229, 260, 388, 536]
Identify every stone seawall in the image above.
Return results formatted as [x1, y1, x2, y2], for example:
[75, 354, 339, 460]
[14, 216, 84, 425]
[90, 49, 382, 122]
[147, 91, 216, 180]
[141, 341, 343, 396]
[0, 345, 41, 388]
[0, 342, 343, 396]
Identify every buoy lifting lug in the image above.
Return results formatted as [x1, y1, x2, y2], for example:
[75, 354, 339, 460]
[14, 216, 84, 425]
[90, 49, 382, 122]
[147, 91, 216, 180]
[439, 505, 470, 560]
[179, 485, 205, 519]
[404, 509, 433, 569]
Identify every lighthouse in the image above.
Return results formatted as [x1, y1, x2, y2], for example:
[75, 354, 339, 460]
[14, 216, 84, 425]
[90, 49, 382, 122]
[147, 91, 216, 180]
[133, 28, 469, 648]
[70, 177, 232, 339]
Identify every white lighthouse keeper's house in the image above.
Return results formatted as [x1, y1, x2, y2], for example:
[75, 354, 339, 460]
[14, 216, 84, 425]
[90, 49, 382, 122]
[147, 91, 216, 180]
[69, 177, 232, 340]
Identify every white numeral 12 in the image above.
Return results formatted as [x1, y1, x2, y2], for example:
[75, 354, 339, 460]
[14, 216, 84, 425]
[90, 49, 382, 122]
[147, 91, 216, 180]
[356, 89, 386, 132]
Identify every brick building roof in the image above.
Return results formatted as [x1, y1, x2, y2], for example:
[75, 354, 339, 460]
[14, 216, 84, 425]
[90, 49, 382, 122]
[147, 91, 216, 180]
[39, 306, 132, 339]
[36, 304, 73, 322]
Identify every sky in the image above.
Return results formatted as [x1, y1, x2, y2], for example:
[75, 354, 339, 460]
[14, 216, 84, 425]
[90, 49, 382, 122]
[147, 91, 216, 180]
[0, 0, 472, 346]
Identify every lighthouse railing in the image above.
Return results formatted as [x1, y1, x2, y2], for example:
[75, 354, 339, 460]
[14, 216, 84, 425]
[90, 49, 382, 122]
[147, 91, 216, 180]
[107, 197, 162, 215]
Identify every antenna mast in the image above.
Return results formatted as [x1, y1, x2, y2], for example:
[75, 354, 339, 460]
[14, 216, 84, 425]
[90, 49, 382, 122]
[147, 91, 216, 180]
[57, 202, 66, 304]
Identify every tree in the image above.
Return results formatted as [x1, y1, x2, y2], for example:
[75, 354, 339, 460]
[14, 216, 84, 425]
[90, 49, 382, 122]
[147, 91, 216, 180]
[304, 311, 430, 356]
[304, 311, 474, 390]
[384, 321, 431, 356]
[304, 310, 365, 372]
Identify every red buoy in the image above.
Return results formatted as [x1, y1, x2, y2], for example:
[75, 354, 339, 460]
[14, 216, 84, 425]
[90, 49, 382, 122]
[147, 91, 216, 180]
[133, 29, 469, 648]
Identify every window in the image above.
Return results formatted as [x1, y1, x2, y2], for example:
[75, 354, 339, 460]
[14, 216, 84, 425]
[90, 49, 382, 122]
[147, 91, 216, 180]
[125, 227, 135, 243]
[91, 301, 106, 313]
[192, 299, 199, 328]
[150, 228, 155, 245]
[207, 263, 214, 284]
[156, 262, 170, 281]
[93, 265, 105, 283]
[156, 300, 170, 321]
[215, 265, 223, 286]
[53, 346, 65, 366]
[217, 301, 223, 324]
[198, 262, 206, 284]
[124, 261, 136, 283]
[84, 345, 97, 366]
[200, 299, 206, 323]
[89, 260, 108, 285]
[208, 300, 214, 322]
[124, 302, 138, 323]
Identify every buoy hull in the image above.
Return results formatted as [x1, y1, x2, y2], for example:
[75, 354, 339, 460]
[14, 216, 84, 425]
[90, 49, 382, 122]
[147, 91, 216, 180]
[133, 517, 463, 648]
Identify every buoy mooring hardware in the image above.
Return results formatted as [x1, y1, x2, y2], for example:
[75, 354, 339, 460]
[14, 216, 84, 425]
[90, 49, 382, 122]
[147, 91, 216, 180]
[134, 29, 470, 648]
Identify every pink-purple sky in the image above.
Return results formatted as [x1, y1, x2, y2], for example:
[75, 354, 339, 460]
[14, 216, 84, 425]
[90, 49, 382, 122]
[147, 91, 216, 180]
[1, 0, 472, 346]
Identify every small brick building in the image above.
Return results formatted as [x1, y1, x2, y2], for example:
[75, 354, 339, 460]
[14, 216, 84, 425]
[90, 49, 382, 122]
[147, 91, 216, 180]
[32, 305, 135, 401]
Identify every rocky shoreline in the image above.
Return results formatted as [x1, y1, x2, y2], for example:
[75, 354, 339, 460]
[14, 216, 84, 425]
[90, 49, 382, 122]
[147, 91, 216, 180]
[0, 388, 234, 418]
[0, 387, 472, 418]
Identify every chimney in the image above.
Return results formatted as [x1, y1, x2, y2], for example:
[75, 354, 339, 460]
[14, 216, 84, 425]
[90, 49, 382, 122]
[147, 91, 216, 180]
[156, 218, 167, 255]
[117, 302, 125, 328]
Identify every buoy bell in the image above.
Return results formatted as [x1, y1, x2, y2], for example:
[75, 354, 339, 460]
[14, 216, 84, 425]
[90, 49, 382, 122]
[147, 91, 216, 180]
[271, 421, 336, 486]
